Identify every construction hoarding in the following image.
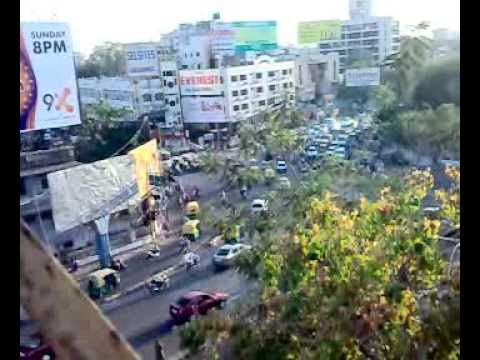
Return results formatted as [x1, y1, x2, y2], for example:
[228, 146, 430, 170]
[128, 139, 162, 199]
[181, 97, 226, 123]
[345, 67, 380, 87]
[179, 69, 222, 96]
[298, 20, 343, 44]
[20, 22, 81, 132]
[125, 43, 159, 77]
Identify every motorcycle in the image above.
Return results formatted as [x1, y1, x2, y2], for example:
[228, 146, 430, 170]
[146, 248, 161, 260]
[110, 259, 127, 271]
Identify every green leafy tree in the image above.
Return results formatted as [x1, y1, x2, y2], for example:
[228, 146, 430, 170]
[77, 42, 126, 78]
[180, 168, 460, 359]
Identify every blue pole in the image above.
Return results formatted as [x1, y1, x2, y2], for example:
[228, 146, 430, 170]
[94, 215, 112, 268]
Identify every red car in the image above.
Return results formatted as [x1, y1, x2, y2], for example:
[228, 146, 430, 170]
[20, 334, 55, 360]
[169, 291, 229, 323]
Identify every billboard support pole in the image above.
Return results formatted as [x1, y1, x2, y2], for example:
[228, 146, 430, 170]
[94, 214, 112, 268]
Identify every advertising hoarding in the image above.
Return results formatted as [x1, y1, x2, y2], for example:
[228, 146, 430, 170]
[128, 139, 162, 199]
[298, 20, 343, 44]
[125, 43, 159, 77]
[345, 67, 380, 87]
[211, 23, 235, 57]
[179, 69, 222, 96]
[48, 155, 139, 232]
[230, 21, 278, 52]
[181, 97, 226, 123]
[20, 22, 81, 132]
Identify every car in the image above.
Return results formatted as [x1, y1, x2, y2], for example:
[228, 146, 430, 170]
[169, 291, 230, 323]
[20, 335, 55, 360]
[275, 160, 288, 174]
[277, 176, 291, 189]
[213, 243, 252, 269]
[333, 147, 347, 159]
[306, 146, 319, 159]
[251, 199, 269, 214]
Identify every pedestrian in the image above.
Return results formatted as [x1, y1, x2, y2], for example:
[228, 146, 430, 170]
[193, 186, 200, 199]
[220, 189, 227, 206]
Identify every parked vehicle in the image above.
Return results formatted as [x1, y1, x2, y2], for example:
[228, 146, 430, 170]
[185, 201, 200, 220]
[251, 199, 269, 214]
[213, 243, 252, 269]
[169, 291, 229, 323]
[87, 268, 120, 300]
[275, 160, 288, 174]
[20, 334, 55, 360]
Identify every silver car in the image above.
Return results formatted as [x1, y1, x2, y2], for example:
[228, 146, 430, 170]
[213, 244, 252, 268]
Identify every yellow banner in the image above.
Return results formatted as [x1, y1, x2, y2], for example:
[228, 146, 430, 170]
[128, 139, 161, 198]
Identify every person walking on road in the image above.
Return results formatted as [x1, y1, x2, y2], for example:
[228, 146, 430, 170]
[220, 189, 227, 206]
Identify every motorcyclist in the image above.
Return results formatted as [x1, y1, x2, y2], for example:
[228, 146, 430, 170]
[179, 238, 191, 254]
[184, 251, 200, 270]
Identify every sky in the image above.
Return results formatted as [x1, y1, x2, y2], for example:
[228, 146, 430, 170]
[20, 0, 460, 56]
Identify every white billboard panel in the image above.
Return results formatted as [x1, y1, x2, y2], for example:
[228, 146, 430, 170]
[181, 97, 226, 123]
[345, 67, 380, 87]
[179, 69, 222, 96]
[125, 43, 159, 77]
[20, 22, 81, 132]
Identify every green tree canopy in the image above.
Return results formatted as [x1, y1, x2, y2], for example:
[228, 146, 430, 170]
[77, 42, 126, 78]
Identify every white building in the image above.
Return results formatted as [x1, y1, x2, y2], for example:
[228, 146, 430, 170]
[160, 61, 182, 128]
[78, 77, 136, 111]
[178, 35, 212, 70]
[349, 0, 373, 20]
[223, 57, 295, 122]
[317, 16, 400, 73]
[134, 77, 164, 113]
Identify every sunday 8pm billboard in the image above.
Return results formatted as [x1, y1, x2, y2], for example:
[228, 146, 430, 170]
[20, 22, 81, 132]
[125, 43, 159, 77]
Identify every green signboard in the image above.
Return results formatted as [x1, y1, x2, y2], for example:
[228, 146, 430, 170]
[230, 21, 278, 52]
[298, 20, 343, 44]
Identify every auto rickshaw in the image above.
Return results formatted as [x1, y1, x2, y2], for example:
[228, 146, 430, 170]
[87, 268, 120, 300]
[265, 168, 275, 185]
[224, 224, 241, 244]
[185, 201, 200, 220]
[182, 219, 201, 242]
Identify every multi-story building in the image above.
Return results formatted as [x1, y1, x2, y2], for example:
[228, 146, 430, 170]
[159, 61, 182, 128]
[432, 28, 460, 59]
[223, 57, 295, 122]
[317, 17, 400, 73]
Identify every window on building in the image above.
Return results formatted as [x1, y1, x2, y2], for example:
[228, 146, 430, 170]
[319, 43, 331, 49]
[267, 98, 275, 105]
[232, 90, 239, 97]
[220, 76, 224, 84]
[348, 32, 361, 39]
[259, 100, 266, 106]
[196, 52, 200, 57]
[190, 52, 193, 57]
[283, 83, 288, 89]
[240, 74, 247, 81]
[182, 65, 188, 69]
[164, 80, 167, 86]
[143, 94, 152, 102]
[290, 94, 295, 100]
[20, 178, 26, 196]
[269, 84, 275, 91]
[289, 69, 292, 74]
[41, 175, 49, 189]
[257, 86, 263, 93]
[240, 89, 248, 96]
[282, 69, 287, 75]
[241, 103, 248, 110]
[290, 82, 294, 88]
[165, 99, 169, 105]
[231, 75, 238, 82]
[256, 73, 262, 79]
[268, 71, 275, 77]
[155, 93, 163, 101]
[197, 64, 201, 69]
[169, 100, 176, 107]
[233, 105, 240, 111]
[165, 71, 173, 76]
[364, 31, 379, 37]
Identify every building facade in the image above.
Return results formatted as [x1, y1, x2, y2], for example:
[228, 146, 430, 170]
[223, 57, 295, 122]
[317, 16, 400, 73]
[78, 77, 136, 111]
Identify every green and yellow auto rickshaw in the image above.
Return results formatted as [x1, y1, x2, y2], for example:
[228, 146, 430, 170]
[182, 219, 201, 241]
[87, 268, 120, 300]
[224, 224, 241, 244]
[185, 201, 200, 220]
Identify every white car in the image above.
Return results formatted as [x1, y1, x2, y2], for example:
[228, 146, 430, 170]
[275, 160, 288, 173]
[213, 243, 252, 268]
[333, 147, 347, 159]
[277, 176, 291, 189]
[306, 146, 319, 158]
[251, 199, 269, 214]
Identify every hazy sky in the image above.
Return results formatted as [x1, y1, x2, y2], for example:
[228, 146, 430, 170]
[20, 0, 460, 55]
